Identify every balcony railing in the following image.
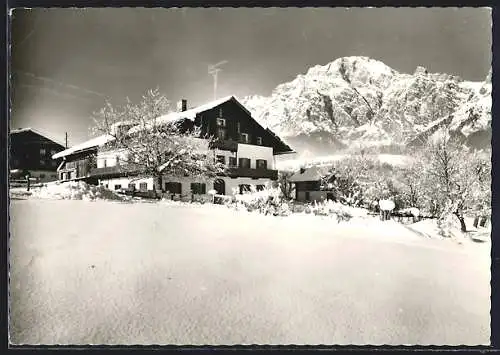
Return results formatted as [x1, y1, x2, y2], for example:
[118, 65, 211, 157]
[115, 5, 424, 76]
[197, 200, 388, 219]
[225, 167, 278, 180]
[88, 165, 135, 178]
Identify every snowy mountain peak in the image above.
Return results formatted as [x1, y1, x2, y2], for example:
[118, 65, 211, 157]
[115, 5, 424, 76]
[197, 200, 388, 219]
[243, 56, 491, 155]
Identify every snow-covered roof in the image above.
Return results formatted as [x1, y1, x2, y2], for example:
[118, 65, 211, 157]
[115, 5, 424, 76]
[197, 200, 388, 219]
[52, 134, 115, 159]
[10, 127, 67, 148]
[128, 95, 240, 134]
[288, 165, 330, 182]
[51, 95, 293, 159]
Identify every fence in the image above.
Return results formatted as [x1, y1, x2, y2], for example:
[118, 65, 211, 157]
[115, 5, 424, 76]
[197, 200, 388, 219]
[10, 178, 44, 189]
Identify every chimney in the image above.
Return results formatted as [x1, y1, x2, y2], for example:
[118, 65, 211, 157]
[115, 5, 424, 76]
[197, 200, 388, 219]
[177, 99, 188, 112]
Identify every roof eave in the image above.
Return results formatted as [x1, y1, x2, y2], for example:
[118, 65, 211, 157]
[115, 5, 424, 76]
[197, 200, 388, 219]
[274, 150, 296, 156]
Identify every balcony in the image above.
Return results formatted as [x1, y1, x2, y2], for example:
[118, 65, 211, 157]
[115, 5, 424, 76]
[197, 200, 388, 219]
[225, 167, 278, 180]
[88, 165, 137, 178]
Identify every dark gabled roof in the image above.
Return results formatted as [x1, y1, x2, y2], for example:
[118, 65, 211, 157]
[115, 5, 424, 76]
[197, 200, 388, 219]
[264, 128, 294, 155]
[10, 127, 66, 149]
[52, 95, 294, 159]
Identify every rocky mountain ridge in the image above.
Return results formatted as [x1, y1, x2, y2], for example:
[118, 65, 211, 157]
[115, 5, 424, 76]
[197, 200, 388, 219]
[242, 56, 491, 156]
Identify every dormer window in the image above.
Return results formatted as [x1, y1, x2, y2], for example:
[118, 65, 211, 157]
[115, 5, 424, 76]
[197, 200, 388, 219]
[256, 136, 262, 145]
[240, 133, 249, 143]
[217, 118, 226, 127]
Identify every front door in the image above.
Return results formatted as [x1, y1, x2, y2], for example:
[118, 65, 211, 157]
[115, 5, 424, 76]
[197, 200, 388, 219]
[214, 179, 225, 195]
[305, 191, 310, 201]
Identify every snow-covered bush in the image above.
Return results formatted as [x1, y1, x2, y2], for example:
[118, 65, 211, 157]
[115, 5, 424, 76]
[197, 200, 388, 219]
[227, 183, 290, 216]
[26, 181, 125, 201]
[308, 200, 356, 222]
[378, 199, 395, 211]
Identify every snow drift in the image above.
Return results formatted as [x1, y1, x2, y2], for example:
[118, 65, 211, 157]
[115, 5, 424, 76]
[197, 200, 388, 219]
[11, 181, 125, 201]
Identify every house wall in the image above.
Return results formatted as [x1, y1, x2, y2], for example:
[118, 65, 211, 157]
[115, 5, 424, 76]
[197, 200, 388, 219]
[97, 149, 129, 168]
[296, 190, 329, 203]
[99, 174, 273, 198]
[213, 148, 237, 163]
[99, 176, 155, 191]
[223, 177, 273, 195]
[236, 143, 275, 169]
[161, 175, 273, 196]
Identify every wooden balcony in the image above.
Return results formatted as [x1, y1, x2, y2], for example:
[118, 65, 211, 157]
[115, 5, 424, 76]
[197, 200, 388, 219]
[88, 165, 136, 178]
[225, 167, 278, 180]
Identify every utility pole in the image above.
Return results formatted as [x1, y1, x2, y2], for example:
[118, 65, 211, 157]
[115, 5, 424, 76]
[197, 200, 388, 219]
[65, 132, 68, 149]
[208, 60, 228, 100]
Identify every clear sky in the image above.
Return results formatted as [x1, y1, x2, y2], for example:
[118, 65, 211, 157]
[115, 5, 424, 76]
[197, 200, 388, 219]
[10, 7, 492, 146]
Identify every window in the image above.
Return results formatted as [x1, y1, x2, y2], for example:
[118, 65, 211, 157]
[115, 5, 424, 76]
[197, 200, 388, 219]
[217, 127, 226, 140]
[256, 137, 263, 145]
[216, 155, 225, 164]
[114, 185, 122, 190]
[40, 148, 46, 156]
[40, 173, 46, 178]
[239, 184, 251, 194]
[191, 182, 206, 195]
[240, 133, 249, 143]
[217, 117, 226, 127]
[165, 182, 182, 194]
[219, 108, 223, 117]
[237, 122, 241, 134]
[228, 157, 237, 167]
[51, 174, 57, 178]
[40, 159, 46, 165]
[256, 159, 267, 169]
[239, 158, 251, 169]
[256, 185, 265, 191]
[139, 182, 148, 192]
[128, 183, 136, 191]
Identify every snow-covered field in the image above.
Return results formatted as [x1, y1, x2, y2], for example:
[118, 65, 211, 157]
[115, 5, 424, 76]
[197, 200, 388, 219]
[9, 198, 490, 345]
[10, 181, 125, 201]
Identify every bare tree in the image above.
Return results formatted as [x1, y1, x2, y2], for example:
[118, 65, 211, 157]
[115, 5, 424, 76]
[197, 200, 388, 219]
[420, 132, 490, 232]
[277, 170, 296, 200]
[319, 154, 378, 206]
[92, 88, 226, 198]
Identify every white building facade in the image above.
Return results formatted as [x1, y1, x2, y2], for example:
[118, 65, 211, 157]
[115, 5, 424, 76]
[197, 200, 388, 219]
[52, 96, 295, 199]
